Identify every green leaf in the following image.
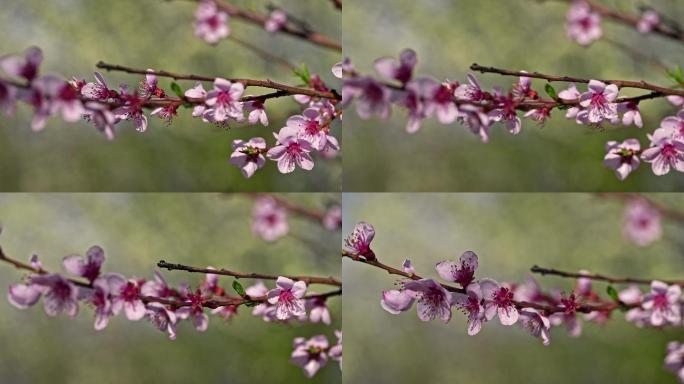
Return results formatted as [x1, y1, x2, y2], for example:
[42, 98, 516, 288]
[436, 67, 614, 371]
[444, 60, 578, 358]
[606, 285, 619, 302]
[544, 83, 558, 100]
[293, 63, 311, 85]
[170, 82, 184, 98]
[666, 65, 684, 85]
[245, 301, 258, 307]
[232, 280, 246, 296]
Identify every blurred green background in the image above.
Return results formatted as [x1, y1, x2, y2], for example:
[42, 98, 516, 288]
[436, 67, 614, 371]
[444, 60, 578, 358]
[343, 193, 684, 383]
[343, 0, 684, 191]
[0, 193, 341, 383]
[0, 0, 340, 191]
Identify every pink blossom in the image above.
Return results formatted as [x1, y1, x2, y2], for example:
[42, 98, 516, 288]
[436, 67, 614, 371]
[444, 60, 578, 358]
[81, 72, 113, 101]
[454, 74, 486, 102]
[523, 107, 551, 126]
[308, 297, 331, 325]
[252, 196, 288, 241]
[550, 293, 582, 337]
[290, 335, 329, 378]
[408, 77, 459, 124]
[141, 271, 174, 298]
[88, 273, 122, 330]
[662, 111, 684, 138]
[109, 274, 146, 321]
[205, 78, 244, 122]
[518, 308, 551, 346]
[512, 72, 537, 100]
[113, 91, 148, 132]
[194, 0, 230, 44]
[322, 205, 342, 230]
[287, 108, 330, 151]
[481, 278, 518, 326]
[380, 288, 415, 314]
[435, 250, 478, 287]
[343, 222, 375, 260]
[374, 48, 417, 84]
[264, 10, 287, 33]
[603, 139, 641, 180]
[403, 279, 453, 323]
[151, 104, 179, 124]
[618, 101, 643, 128]
[667, 95, 684, 108]
[8, 282, 42, 309]
[245, 99, 268, 126]
[453, 282, 486, 335]
[138, 70, 163, 98]
[230, 137, 267, 178]
[30, 273, 80, 317]
[637, 10, 660, 33]
[146, 302, 178, 340]
[62, 245, 105, 283]
[396, 82, 427, 133]
[266, 126, 314, 174]
[176, 289, 209, 331]
[642, 125, 684, 175]
[488, 90, 522, 134]
[184, 82, 208, 117]
[0, 46, 42, 81]
[566, 1, 602, 46]
[664, 341, 684, 382]
[329, 330, 342, 369]
[343, 76, 391, 119]
[623, 199, 662, 246]
[331, 62, 343, 79]
[558, 83, 583, 120]
[266, 276, 307, 320]
[83, 102, 118, 140]
[246, 281, 278, 321]
[457, 103, 491, 142]
[211, 304, 238, 321]
[578, 80, 619, 123]
[642, 281, 681, 326]
[402, 259, 415, 274]
[513, 277, 545, 303]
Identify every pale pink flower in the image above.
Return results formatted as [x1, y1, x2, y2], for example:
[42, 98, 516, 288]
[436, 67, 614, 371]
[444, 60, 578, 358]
[230, 137, 267, 178]
[407, 77, 459, 124]
[380, 288, 415, 315]
[8, 282, 42, 309]
[343, 222, 375, 260]
[205, 78, 244, 122]
[603, 139, 641, 180]
[403, 279, 453, 323]
[481, 278, 518, 326]
[374, 48, 417, 84]
[113, 91, 148, 132]
[618, 101, 643, 128]
[0, 46, 42, 81]
[453, 282, 486, 335]
[518, 308, 551, 346]
[267, 276, 307, 320]
[322, 205, 341, 230]
[343, 76, 391, 119]
[194, 0, 230, 44]
[488, 91, 522, 134]
[109, 274, 146, 321]
[246, 281, 277, 321]
[211, 305, 238, 321]
[184, 82, 208, 118]
[252, 196, 288, 241]
[290, 335, 329, 378]
[457, 103, 491, 142]
[642, 125, 684, 175]
[62, 245, 105, 283]
[642, 281, 681, 326]
[566, 1, 602, 46]
[662, 111, 684, 139]
[141, 271, 173, 298]
[81, 72, 112, 101]
[176, 290, 209, 331]
[623, 199, 662, 246]
[266, 126, 314, 174]
[146, 302, 178, 340]
[29, 273, 80, 317]
[664, 341, 684, 382]
[83, 102, 118, 140]
[329, 330, 342, 369]
[287, 108, 329, 151]
[558, 83, 583, 120]
[308, 297, 331, 325]
[578, 80, 619, 123]
[637, 10, 660, 33]
[454, 74, 486, 102]
[138, 70, 162, 98]
[264, 10, 287, 33]
[435, 250, 478, 288]
[245, 99, 268, 126]
[88, 273, 121, 330]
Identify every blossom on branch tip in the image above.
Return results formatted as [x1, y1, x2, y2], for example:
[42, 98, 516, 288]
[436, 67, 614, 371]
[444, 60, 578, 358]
[374, 48, 417, 84]
[267, 276, 307, 320]
[343, 222, 375, 260]
[637, 10, 660, 34]
[265, 10, 287, 33]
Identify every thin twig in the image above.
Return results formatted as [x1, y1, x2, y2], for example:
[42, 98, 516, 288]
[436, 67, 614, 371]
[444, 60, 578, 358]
[531, 265, 684, 286]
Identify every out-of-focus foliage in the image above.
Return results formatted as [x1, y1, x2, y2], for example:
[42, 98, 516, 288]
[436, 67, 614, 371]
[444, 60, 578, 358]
[0, 193, 341, 383]
[0, 0, 340, 191]
[343, 0, 684, 191]
[343, 193, 684, 383]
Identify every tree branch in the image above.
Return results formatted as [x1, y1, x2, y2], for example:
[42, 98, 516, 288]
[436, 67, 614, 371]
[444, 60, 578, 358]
[531, 265, 684, 286]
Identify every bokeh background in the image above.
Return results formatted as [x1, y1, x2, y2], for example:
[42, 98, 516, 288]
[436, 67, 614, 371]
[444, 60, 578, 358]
[0, 193, 341, 383]
[0, 0, 340, 191]
[343, 0, 684, 191]
[343, 193, 684, 383]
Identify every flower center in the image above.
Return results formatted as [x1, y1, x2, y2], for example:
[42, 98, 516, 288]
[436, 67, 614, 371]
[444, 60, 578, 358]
[121, 282, 140, 302]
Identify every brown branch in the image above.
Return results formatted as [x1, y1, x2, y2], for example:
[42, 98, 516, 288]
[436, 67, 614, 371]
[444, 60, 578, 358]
[531, 265, 684, 286]
[342, 250, 638, 315]
[211, 0, 342, 52]
[157, 260, 342, 287]
[0, 246, 92, 289]
[595, 193, 684, 225]
[470, 63, 684, 97]
[96, 61, 341, 100]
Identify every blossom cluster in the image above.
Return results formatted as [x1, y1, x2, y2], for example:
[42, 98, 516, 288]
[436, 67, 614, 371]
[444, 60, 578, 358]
[342, 48, 684, 180]
[0, 46, 341, 179]
[4, 244, 340, 378]
[251, 195, 342, 242]
[193, 1, 288, 45]
[345, 221, 684, 382]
